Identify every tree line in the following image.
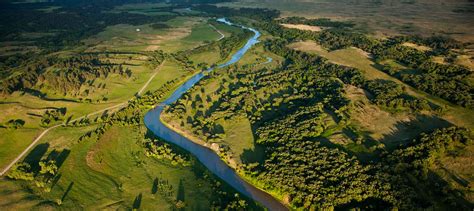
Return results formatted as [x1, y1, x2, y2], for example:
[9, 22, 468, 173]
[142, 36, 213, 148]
[1, 54, 132, 97]
[255, 15, 473, 108]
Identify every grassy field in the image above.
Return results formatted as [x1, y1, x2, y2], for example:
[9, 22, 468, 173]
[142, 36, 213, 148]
[0, 58, 183, 169]
[0, 129, 41, 169]
[288, 40, 474, 130]
[0, 125, 232, 210]
[218, 0, 474, 42]
[84, 15, 227, 53]
[0, 14, 232, 172]
[0, 9, 261, 209]
[188, 48, 222, 65]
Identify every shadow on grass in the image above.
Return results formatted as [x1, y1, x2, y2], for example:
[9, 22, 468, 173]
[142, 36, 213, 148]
[23, 143, 50, 174]
[50, 174, 62, 189]
[61, 182, 74, 202]
[380, 114, 453, 150]
[152, 177, 159, 194]
[177, 179, 185, 202]
[240, 145, 265, 165]
[132, 193, 142, 210]
[46, 149, 71, 169]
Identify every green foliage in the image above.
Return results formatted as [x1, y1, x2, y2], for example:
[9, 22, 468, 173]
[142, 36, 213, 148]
[279, 16, 355, 28]
[385, 127, 471, 178]
[145, 50, 166, 69]
[265, 39, 430, 112]
[258, 16, 473, 108]
[7, 154, 61, 193]
[160, 10, 473, 209]
[142, 138, 190, 166]
[40, 107, 67, 127]
[39, 160, 58, 176]
[1, 54, 133, 96]
[3, 119, 25, 129]
[7, 162, 34, 181]
[218, 30, 253, 59]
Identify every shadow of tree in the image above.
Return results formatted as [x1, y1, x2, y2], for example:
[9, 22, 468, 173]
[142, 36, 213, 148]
[50, 174, 62, 189]
[132, 193, 142, 210]
[336, 197, 392, 210]
[23, 143, 49, 174]
[45, 149, 71, 169]
[380, 114, 453, 150]
[152, 177, 158, 194]
[240, 145, 265, 165]
[61, 182, 74, 202]
[177, 179, 185, 202]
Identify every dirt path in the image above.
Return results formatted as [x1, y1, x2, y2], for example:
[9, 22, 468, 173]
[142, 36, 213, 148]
[0, 61, 166, 176]
[209, 24, 225, 41]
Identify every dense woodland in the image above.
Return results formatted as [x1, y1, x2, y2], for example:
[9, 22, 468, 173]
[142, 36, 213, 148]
[162, 5, 473, 210]
[0, 3, 176, 51]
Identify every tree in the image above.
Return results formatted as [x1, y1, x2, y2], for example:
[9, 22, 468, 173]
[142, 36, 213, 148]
[39, 160, 58, 176]
[7, 162, 34, 181]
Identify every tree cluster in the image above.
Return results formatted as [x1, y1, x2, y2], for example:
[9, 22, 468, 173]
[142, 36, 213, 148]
[40, 107, 67, 127]
[257, 16, 473, 108]
[279, 16, 355, 28]
[7, 159, 59, 193]
[142, 138, 190, 166]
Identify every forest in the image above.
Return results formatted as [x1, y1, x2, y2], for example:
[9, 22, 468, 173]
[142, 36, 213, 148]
[161, 4, 473, 210]
[163, 45, 472, 209]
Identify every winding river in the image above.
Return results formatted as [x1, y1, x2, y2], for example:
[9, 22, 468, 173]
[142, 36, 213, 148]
[144, 19, 288, 210]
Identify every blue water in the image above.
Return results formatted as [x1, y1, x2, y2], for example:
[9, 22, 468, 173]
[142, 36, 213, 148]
[144, 19, 287, 210]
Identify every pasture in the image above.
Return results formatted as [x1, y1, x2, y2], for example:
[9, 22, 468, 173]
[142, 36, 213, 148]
[219, 0, 474, 42]
[288, 40, 474, 129]
[0, 125, 224, 210]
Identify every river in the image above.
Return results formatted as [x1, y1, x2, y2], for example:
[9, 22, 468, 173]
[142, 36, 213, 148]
[144, 18, 288, 210]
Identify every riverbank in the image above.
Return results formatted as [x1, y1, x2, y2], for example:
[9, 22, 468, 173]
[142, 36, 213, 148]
[159, 115, 292, 207]
[144, 18, 289, 210]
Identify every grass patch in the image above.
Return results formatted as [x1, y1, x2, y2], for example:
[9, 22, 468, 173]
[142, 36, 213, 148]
[218, 0, 474, 42]
[0, 128, 41, 169]
[0, 125, 218, 209]
[289, 40, 474, 129]
[221, 115, 264, 165]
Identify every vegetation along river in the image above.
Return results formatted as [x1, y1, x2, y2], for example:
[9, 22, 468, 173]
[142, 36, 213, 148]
[144, 18, 288, 210]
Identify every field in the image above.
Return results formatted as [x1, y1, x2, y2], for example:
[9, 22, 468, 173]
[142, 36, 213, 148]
[0, 125, 244, 210]
[84, 16, 223, 53]
[0, 8, 240, 171]
[0, 58, 186, 169]
[0, 3, 264, 209]
[288, 40, 474, 130]
[219, 0, 474, 42]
